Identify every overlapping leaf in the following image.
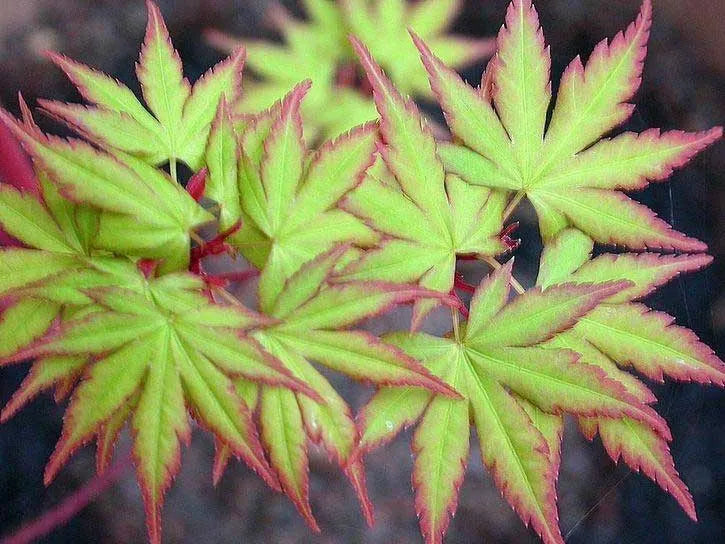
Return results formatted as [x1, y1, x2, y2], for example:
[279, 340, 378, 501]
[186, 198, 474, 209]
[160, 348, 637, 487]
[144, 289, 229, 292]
[0, 107, 213, 272]
[0, 123, 152, 367]
[417, 0, 721, 249]
[0, 271, 319, 544]
[0, 1, 721, 543]
[0, 113, 151, 439]
[212, 246, 458, 528]
[537, 228, 725, 518]
[353, 263, 670, 543]
[206, 0, 374, 140]
[338, 39, 508, 326]
[40, 1, 246, 171]
[343, 0, 494, 97]
[210, 84, 379, 312]
[0, 108, 95, 262]
[207, 0, 494, 138]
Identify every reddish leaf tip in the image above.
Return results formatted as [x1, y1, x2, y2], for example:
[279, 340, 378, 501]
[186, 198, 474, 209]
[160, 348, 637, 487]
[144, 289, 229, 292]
[410, 30, 437, 71]
[345, 460, 375, 527]
[186, 167, 208, 202]
[145, 0, 163, 22]
[43, 448, 69, 487]
[42, 49, 66, 65]
[288, 79, 313, 101]
[349, 35, 404, 115]
[0, 108, 41, 196]
[641, 0, 653, 17]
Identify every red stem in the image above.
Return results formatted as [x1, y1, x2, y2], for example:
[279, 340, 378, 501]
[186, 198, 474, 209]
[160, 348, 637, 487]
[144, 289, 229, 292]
[454, 274, 476, 294]
[189, 220, 242, 277]
[448, 289, 469, 319]
[1, 455, 131, 544]
[500, 221, 521, 252]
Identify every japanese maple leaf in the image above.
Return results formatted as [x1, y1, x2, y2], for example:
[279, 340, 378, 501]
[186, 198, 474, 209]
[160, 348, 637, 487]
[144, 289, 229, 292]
[353, 263, 676, 544]
[414, 0, 721, 249]
[0, 104, 97, 260]
[206, 0, 493, 139]
[207, 0, 350, 96]
[211, 245, 458, 529]
[206, 0, 376, 140]
[536, 228, 725, 519]
[208, 83, 379, 312]
[0, 271, 318, 544]
[0, 114, 156, 422]
[39, 0, 245, 173]
[338, 39, 508, 326]
[342, 0, 494, 98]
[0, 117, 151, 365]
[0, 107, 214, 273]
[0, 223, 116, 419]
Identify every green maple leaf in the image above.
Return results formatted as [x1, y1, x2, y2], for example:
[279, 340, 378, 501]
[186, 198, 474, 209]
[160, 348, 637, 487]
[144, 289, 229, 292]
[39, 0, 245, 172]
[1, 108, 213, 273]
[207, 0, 377, 140]
[0, 107, 99, 261]
[353, 262, 677, 544]
[206, 83, 379, 312]
[0, 117, 151, 424]
[536, 228, 725, 519]
[207, 0, 493, 139]
[1, 271, 321, 544]
[338, 39, 507, 326]
[0, 125, 148, 362]
[208, 0, 350, 92]
[211, 246, 458, 529]
[0, 1, 720, 542]
[414, 0, 721, 249]
[343, 0, 494, 97]
[206, 0, 376, 140]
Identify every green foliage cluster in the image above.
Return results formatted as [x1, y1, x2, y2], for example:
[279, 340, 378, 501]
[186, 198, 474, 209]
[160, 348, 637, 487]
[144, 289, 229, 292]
[206, 0, 494, 140]
[0, 1, 722, 543]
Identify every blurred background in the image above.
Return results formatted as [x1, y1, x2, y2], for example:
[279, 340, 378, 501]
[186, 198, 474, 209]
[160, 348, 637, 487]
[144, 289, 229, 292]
[0, 0, 723, 542]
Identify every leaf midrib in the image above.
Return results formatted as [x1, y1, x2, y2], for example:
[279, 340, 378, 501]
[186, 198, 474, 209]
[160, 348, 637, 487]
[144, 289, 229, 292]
[146, 329, 172, 500]
[464, 356, 549, 530]
[540, 138, 704, 188]
[537, 189, 677, 242]
[535, 19, 646, 180]
[151, 25, 179, 154]
[427, 354, 464, 532]
[580, 313, 704, 369]
[473, 286, 605, 346]
[273, 330, 395, 374]
[0, 196, 73, 253]
[465, 346, 638, 415]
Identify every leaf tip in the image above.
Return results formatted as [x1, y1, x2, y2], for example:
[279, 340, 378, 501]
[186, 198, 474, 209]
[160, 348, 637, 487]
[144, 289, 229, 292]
[705, 125, 723, 143]
[345, 460, 375, 527]
[145, 500, 163, 544]
[145, 0, 164, 26]
[186, 167, 208, 202]
[209, 439, 232, 486]
[42, 50, 75, 72]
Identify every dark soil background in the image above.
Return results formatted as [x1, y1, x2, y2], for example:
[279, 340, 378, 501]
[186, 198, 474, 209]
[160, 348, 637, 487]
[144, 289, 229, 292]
[1, 1, 724, 543]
